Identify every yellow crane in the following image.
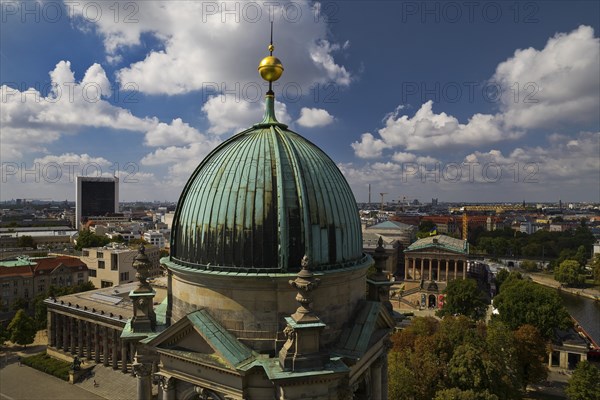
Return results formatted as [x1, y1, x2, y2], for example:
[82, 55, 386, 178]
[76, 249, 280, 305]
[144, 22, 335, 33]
[379, 192, 388, 212]
[453, 205, 528, 240]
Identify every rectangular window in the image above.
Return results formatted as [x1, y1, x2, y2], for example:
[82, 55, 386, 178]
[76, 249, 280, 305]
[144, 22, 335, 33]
[111, 253, 118, 269]
[13, 281, 18, 287]
[77, 272, 84, 278]
[119, 272, 129, 281]
[100, 280, 113, 288]
[98, 260, 105, 269]
[82, 250, 89, 256]
[89, 269, 97, 277]
[97, 251, 103, 259]
[77, 279, 84, 285]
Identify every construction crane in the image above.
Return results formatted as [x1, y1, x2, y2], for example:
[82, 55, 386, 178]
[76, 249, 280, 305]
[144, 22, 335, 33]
[379, 193, 388, 212]
[454, 205, 528, 239]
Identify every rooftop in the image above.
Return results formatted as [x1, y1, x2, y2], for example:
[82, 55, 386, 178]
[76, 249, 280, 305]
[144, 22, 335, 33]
[46, 276, 168, 322]
[406, 234, 468, 254]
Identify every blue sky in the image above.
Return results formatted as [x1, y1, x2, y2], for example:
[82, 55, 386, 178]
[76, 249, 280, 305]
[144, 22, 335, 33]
[1, 1, 599, 203]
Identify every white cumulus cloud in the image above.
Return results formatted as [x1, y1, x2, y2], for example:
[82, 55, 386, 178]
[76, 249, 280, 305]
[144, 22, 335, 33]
[296, 107, 335, 128]
[201, 95, 291, 135]
[70, 1, 353, 96]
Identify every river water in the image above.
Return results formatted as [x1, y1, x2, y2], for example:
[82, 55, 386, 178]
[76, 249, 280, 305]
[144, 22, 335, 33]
[558, 291, 600, 345]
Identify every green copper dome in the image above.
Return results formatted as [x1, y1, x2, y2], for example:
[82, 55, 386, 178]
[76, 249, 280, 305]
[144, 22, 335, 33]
[169, 95, 363, 272]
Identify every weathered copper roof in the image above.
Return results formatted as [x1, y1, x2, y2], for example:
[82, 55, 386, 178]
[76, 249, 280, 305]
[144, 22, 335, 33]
[170, 96, 363, 272]
[405, 234, 469, 254]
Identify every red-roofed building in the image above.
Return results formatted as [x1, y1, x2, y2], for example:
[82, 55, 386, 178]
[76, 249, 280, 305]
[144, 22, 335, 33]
[1, 256, 89, 317]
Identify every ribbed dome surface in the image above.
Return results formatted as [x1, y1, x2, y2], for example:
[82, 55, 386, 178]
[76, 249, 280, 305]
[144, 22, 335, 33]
[170, 98, 362, 272]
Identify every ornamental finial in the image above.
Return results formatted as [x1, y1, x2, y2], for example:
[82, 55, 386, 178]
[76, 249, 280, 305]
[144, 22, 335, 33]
[258, 21, 284, 91]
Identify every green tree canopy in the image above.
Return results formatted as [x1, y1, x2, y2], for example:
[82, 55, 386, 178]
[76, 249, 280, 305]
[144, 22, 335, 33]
[7, 309, 36, 347]
[554, 259, 585, 287]
[388, 316, 544, 400]
[590, 253, 600, 284]
[520, 260, 538, 272]
[492, 278, 571, 338]
[565, 361, 600, 400]
[16, 235, 35, 248]
[75, 229, 110, 250]
[437, 278, 488, 320]
[434, 388, 499, 400]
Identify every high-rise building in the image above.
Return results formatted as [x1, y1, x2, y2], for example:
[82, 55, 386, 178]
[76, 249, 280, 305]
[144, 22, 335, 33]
[75, 176, 119, 229]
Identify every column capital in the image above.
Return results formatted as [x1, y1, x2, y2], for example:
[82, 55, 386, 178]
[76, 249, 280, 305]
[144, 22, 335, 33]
[132, 361, 152, 378]
[158, 376, 176, 390]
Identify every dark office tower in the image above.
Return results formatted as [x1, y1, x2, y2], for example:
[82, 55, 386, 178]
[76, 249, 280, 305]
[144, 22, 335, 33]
[75, 176, 119, 229]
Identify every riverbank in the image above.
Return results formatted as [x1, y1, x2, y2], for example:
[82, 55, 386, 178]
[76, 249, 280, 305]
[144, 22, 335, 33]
[526, 273, 600, 302]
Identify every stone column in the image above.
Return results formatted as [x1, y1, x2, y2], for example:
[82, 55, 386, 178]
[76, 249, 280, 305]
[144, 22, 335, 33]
[47, 311, 55, 347]
[94, 324, 100, 363]
[419, 258, 424, 280]
[129, 343, 136, 375]
[428, 258, 432, 281]
[404, 256, 409, 280]
[411, 258, 416, 280]
[62, 316, 69, 352]
[133, 362, 153, 400]
[55, 314, 62, 349]
[78, 320, 84, 358]
[121, 341, 128, 373]
[462, 259, 466, 279]
[381, 352, 389, 400]
[70, 318, 76, 354]
[112, 329, 119, 370]
[160, 377, 176, 400]
[86, 321, 92, 360]
[371, 357, 383, 400]
[445, 259, 449, 281]
[454, 259, 458, 280]
[102, 326, 109, 367]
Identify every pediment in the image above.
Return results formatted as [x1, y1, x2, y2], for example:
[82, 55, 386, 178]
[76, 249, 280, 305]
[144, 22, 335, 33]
[145, 309, 254, 370]
[334, 301, 395, 360]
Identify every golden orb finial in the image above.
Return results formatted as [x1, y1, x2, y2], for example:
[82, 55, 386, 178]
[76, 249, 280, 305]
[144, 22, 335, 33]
[258, 56, 284, 82]
[258, 21, 283, 84]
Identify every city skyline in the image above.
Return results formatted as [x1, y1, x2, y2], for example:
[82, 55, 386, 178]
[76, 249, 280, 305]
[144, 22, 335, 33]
[1, 1, 599, 203]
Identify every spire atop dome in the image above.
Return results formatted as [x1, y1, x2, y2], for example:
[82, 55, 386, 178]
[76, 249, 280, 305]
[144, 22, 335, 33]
[256, 21, 286, 127]
[258, 21, 284, 92]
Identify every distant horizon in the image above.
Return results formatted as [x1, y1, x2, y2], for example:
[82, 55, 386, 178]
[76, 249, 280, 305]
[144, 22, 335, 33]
[2, 199, 599, 206]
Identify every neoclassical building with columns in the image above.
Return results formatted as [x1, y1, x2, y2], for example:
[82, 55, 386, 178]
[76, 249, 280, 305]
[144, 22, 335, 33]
[44, 278, 167, 373]
[402, 235, 469, 309]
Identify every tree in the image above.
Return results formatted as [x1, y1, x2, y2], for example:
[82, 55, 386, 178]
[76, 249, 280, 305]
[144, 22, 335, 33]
[520, 260, 538, 272]
[437, 279, 488, 320]
[16, 235, 35, 248]
[0, 324, 9, 347]
[75, 229, 110, 250]
[591, 254, 600, 284]
[388, 316, 532, 400]
[554, 260, 585, 287]
[513, 324, 548, 386]
[434, 388, 498, 400]
[11, 298, 28, 311]
[565, 361, 600, 400]
[7, 309, 36, 347]
[493, 279, 571, 338]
